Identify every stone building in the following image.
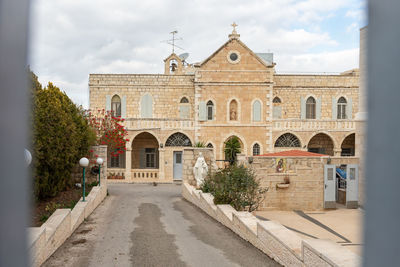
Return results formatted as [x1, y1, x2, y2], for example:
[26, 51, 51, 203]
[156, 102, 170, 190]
[89, 26, 359, 183]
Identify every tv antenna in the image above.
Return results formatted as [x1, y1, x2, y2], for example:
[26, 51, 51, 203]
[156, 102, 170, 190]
[161, 30, 184, 54]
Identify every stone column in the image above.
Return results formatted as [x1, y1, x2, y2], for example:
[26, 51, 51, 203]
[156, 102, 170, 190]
[159, 148, 165, 180]
[125, 147, 132, 181]
[333, 148, 342, 157]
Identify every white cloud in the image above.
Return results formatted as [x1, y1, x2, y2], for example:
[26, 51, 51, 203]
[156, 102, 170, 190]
[29, 0, 363, 107]
[275, 48, 359, 73]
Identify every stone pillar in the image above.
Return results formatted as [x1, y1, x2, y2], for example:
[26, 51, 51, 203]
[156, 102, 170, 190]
[92, 145, 107, 183]
[333, 148, 342, 157]
[159, 148, 165, 180]
[125, 147, 132, 181]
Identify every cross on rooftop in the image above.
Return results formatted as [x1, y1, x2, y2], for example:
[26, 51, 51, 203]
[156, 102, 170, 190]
[231, 22, 238, 33]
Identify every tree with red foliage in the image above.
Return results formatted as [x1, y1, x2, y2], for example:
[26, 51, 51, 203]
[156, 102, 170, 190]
[85, 109, 128, 158]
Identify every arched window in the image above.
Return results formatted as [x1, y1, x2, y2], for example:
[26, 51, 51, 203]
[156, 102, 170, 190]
[273, 97, 281, 103]
[165, 133, 192, 147]
[140, 94, 153, 118]
[306, 97, 316, 119]
[337, 97, 347, 119]
[273, 97, 282, 119]
[229, 100, 238, 121]
[275, 133, 301, 147]
[207, 143, 213, 148]
[207, 100, 214, 120]
[179, 97, 190, 119]
[253, 143, 260, 155]
[252, 100, 261, 122]
[111, 95, 121, 117]
[180, 97, 189, 103]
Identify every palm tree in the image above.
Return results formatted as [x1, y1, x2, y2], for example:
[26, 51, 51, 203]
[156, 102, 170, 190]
[224, 136, 241, 165]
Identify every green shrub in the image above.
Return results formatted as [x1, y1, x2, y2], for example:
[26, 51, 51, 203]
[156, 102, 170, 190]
[200, 165, 268, 212]
[32, 73, 96, 200]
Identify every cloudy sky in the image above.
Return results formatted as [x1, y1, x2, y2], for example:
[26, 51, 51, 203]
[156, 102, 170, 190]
[29, 0, 366, 107]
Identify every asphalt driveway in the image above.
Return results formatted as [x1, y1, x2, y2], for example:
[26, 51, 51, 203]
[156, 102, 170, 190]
[43, 183, 279, 267]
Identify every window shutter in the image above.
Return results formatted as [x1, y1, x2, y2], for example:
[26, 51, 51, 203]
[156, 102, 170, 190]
[139, 148, 146, 169]
[273, 106, 282, 119]
[316, 97, 322, 119]
[332, 97, 337, 119]
[121, 96, 127, 118]
[348, 98, 353, 119]
[300, 97, 306, 119]
[179, 105, 190, 119]
[253, 101, 261, 121]
[141, 94, 153, 118]
[106, 95, 111, 112]
[199, 101, 206, 121]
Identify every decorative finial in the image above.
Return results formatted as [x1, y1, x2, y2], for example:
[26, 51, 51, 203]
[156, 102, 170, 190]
[231, 22, 238, 34]
[229, 22, 240, 39]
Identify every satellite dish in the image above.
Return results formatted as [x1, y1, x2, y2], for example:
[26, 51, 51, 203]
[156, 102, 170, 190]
[179, 53, 189, 61]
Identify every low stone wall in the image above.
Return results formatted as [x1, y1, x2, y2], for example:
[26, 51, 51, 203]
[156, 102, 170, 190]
[28, 181, 108, 266]
[182, 183, 361, 267]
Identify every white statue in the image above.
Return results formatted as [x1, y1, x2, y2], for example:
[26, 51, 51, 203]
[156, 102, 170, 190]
[193, 152, 208, 187]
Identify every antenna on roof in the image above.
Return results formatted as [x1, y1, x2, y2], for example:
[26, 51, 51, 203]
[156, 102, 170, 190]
[160, 30, 184, 54]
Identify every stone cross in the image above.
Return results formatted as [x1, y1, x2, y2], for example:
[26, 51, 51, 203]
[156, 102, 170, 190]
[231, 22, 238, 33]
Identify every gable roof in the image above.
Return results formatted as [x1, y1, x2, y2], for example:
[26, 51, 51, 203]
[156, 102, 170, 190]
[256, 150, 327, 157]
[199, 37, 273, 68]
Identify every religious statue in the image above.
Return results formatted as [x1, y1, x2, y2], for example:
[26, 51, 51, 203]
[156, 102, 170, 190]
[230, 108, 237, 120]
[193, 152, 208, 187]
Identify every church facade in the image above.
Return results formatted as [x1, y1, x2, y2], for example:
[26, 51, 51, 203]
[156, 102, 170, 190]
[89, 28, 359, 182]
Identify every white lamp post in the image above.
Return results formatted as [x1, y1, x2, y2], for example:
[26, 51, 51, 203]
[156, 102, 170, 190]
[79, 157, 89, 201]
[96, 157, 103, 186]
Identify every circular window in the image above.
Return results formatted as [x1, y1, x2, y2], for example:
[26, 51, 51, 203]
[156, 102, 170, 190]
[227, 50, 241, 64]
[230, 53, 238, 61]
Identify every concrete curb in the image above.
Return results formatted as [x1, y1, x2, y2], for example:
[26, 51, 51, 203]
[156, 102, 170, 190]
[28, 181, 108, 267]
[182, 182, 361, 267]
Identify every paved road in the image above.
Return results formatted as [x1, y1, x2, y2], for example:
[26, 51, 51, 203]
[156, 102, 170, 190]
[44, 184, 279, 267]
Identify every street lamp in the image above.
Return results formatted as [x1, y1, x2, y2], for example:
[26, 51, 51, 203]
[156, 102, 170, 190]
[96, 157, 103, 186]
[24, 149, 32, 166]
[79, 157, 89, 202]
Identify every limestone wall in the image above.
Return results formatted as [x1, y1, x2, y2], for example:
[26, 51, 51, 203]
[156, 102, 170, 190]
[182, 183, 361, 267]
[89, 74, 195, 119]
[251, 156, 326, 210]
[182, 148, 217, 186]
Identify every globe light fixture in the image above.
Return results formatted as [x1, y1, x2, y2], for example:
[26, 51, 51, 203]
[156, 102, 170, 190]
[24, 149, 32, 166]
[96, 157, 104, 186]
[79, 157, 89, 201]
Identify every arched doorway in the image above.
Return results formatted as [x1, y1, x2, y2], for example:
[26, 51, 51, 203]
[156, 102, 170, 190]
[341, 133, 355, 156]
[131, 132, 159, 170]
[165, 132, 192, 180]
[308, 133, 334, 156]
[223, 136, 243, 163]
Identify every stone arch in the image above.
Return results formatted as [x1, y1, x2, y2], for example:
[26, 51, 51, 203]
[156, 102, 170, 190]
[251, 141, 263, 155]
[165, 132, 193, 147]
[131, 132, 159, 169]
[223, 135, 244, 161]
[274, 133, 302, 148]
[111, 94, 121, 117]
[226, 97, 240, 122]
[307, 133, 335, 156]
[341, 133, 355, 156]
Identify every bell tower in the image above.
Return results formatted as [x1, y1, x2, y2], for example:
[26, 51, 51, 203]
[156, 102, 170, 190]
[164, 53, 183, 74]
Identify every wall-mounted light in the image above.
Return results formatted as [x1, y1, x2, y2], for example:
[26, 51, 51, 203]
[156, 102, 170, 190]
[160, 143, 164, 148]
[248, 156, 253, 164]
